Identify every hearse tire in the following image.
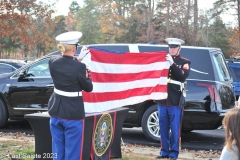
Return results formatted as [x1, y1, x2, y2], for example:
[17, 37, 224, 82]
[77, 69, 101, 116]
[141, 104, 160, 142]
[0, 99, 8, 128]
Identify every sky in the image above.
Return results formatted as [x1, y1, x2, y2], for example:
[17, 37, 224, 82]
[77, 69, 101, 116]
[48, 0, 236, 27]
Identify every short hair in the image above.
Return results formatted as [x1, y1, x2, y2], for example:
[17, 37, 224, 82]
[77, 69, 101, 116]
[57, 44, 75, 53]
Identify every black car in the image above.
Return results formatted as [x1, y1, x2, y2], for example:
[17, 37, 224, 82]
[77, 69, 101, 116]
[0, 44, 235, 142]
[0, 59, 26, 74]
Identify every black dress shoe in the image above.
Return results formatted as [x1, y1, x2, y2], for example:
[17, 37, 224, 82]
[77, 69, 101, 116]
[169, 157, 177, 160]
[156, 155, 168, 159]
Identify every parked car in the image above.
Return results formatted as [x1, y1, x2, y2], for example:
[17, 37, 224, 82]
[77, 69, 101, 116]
[226, 58, 240, 100]
[0, 59, 27, 74]
[0, 44, 235, 142]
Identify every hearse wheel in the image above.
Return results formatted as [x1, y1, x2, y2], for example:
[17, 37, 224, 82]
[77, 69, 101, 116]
[141, 104, 160, 142]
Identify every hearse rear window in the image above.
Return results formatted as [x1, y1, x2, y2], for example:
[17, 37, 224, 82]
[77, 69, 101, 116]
[213, 53, 231, 81]
[181, 48, 215, 81]
[139, 46, 215, 81]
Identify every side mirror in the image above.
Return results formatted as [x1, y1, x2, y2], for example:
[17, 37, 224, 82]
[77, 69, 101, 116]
[18, 70, 34, 82]
[19, 70, 26, 78]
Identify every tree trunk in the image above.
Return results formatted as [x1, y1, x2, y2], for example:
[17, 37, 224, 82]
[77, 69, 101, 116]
[194, 0, 198, 45]
[166, 0, 170, 36]
[146, 0, 150, 42]
[238, 0, 240, 47]
[7, 46, 10, 58]
[238, 0, 240, 31]
[147, 0, 152, 42]
[185, 0, 190, 44]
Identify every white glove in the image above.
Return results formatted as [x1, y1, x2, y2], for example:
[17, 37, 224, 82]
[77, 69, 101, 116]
[166, 54, 174, 66]
[78, 46, 90, 60]
[81, 53, 91, 69]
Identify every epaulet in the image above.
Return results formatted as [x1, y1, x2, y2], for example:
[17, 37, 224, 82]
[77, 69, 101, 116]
[180, 56, 190, 62]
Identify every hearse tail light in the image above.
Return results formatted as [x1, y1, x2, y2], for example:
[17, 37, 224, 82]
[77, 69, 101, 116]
[196, 83, 221, 103]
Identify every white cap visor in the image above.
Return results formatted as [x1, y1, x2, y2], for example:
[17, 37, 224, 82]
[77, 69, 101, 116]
[56, 31, 82, 44]
[165, 38, 185, 45]
[168, 41, 181, 45]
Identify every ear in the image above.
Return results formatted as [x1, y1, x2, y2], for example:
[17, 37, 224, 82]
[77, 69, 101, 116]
[73, 46, 77, 52]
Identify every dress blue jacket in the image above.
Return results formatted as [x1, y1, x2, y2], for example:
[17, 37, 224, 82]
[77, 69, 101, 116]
[48, 55, 93, 120]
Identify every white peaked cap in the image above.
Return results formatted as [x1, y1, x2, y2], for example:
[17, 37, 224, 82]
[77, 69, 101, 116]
[165, 38, 185, 45]
[56, 31, 82, 44]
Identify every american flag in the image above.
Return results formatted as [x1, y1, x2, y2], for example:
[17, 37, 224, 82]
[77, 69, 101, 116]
[82, 48, 169, 113]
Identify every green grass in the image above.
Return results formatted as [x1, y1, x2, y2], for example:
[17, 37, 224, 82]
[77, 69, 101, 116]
[0, 140, 157, 160]
[0, 140, 34, 160]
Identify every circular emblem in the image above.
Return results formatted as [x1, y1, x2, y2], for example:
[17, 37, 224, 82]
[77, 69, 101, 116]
[94, 113, 113, 156]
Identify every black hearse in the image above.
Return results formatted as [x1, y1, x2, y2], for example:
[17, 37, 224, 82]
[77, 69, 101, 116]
[0, 44, 235, 142]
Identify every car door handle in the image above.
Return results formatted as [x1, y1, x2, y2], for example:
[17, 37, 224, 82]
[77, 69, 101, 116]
[47, 84, 54, 87]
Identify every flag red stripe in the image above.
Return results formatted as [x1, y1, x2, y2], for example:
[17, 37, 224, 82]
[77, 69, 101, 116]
[83, 84, 167, 102]
[91, 69, 169, 82]
[82, 49, 169, 112]
[90, 49, 168, 64]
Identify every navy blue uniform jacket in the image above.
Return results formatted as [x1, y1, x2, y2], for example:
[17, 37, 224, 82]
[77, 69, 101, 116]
[156, 55, 191, 106]
[48, 55, 93, 120]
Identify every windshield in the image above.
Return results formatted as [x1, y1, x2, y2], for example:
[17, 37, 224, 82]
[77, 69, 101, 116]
[213, 53, 231, 81]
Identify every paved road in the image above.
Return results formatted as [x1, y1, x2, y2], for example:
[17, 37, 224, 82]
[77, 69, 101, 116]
[0, 120, 33, 134]
[121, 127, 225, 150]
[0, 120, 225, 151]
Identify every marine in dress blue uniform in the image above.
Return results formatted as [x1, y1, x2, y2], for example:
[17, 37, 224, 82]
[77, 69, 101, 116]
[155, 38, 191, 160]
[48, 31, 93, 160]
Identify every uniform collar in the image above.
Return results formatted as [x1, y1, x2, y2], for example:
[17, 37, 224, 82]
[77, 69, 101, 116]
[172, 55, 180, 59]
[62, 55, 74, 58]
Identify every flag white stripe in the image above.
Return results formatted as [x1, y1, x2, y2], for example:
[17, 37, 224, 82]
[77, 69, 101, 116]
[91, 61, 169, 73]
[84, 92, 167, 113]
[92, 77, 168, 92]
